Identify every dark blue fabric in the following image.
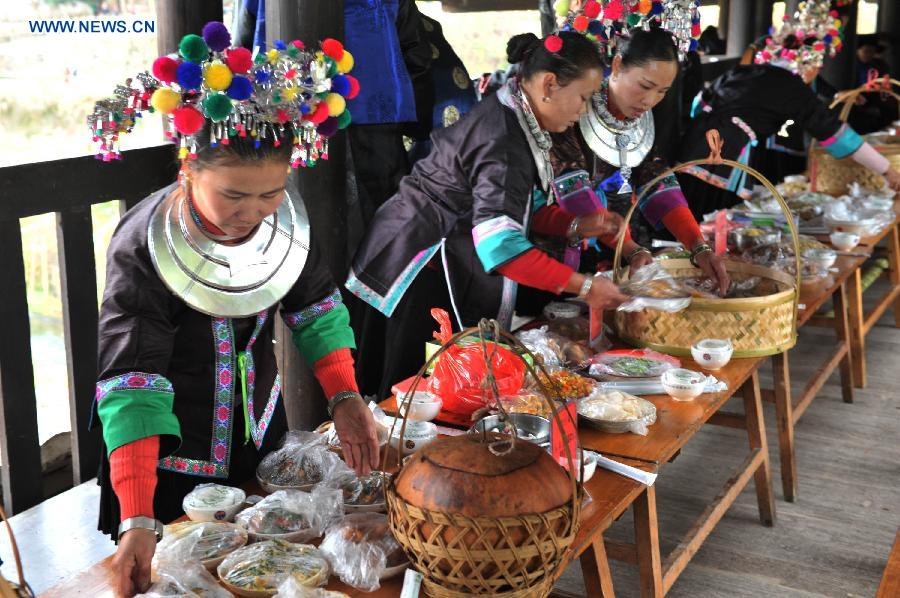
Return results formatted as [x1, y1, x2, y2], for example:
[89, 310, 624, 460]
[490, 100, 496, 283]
[240, 0, 266, 51]
[345, 0, 417, 124]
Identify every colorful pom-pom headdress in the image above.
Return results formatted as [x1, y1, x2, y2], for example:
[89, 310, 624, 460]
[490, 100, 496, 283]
[564, 0, 701, 60]
[88, 21, 358, 168]
[755, 1, 844, 73]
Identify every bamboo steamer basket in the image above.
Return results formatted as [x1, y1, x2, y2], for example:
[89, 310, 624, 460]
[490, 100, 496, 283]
[613, 131, 801, 358]
[809, 77, 900, 196]
[384, 321, 582, 597]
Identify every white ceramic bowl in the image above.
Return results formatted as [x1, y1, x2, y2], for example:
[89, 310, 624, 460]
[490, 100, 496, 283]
[183, 485, 247, 522]
[829, 232, 860, 251]
[690, 339, 734, 371]
[389, 421, 437, 455]
[803, 248, 837, 274]
[577, 450, 599, 483]
[661, 368, 706, 401]
[397, 391, 443, 422]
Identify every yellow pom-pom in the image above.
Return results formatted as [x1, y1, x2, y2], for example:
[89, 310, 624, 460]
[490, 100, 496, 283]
[150, 88, 181, 114]
[178, 146, 188, 160]
[337, 50, 354, 73]
[203, 61, 233, 91]
[325, 93, 346, 116]
[316, 51, 325, 61]
[283, 87, 298, 101]
[267, 48, 279, 64]
[833, 19, 842, 29]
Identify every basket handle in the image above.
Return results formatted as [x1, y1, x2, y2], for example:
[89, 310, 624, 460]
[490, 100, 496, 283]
[611, 129, 802, 334]
[829, 76, 900, 123]
[0, 503, 31, 597]
[382, 319, 583, 520]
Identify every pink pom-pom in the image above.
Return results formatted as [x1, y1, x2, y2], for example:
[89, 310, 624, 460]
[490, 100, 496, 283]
[308, 102, 330, 125]
[691, 22, 701, 37]
[830, 10, 839, 18]
[225, 47, 253, 74]
[291, 40, 305, 50]
[172, 106, 204, 135]
[544, 35, 563, 53]
[602, 0, 625, 21]
[321, 38, 344, 61]
[814, 42, 826, 52]
[345, 74, 360, 99]
[583, 0, 601, 19]
[760, 50, 772, 61]
[152, 56, 179, 84]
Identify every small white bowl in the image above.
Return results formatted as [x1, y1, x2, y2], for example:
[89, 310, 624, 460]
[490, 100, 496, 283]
[397, 391, 443, 422]
[829, 232, 860, 251]
[389, 421, 437, 455]
[577, 450, 599, 483]
[661, 368, 706, 401]
[183, 484, 246, 522]
[691, 339, 734, 371]
[803, 248, 837, 274]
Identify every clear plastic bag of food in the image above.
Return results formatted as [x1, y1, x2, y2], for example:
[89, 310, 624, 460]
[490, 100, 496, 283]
[316, 401, 389, 450]
[136, 559, 231, 598]
[618, 263, 692, 313]
[218, 539, 331, 594]
[587, 350, 678, 379]
[321, 470, 389, 511]
[497, 392, 554, 418]
[257, 431, 351, 492]
[526, 366, 597, 400]
[274, 576, 350, 597]
[577, 390, 657, 435]
[154, 521, 248, 570]
[515, 327, 566, 367]
[235, 487, 343, 543]
[319, 513, 407, 592]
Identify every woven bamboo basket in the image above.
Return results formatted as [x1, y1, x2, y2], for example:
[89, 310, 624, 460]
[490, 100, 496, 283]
[612, 142, 801, 358]
[809, 77, 900, 195]
[383, 321, 581, 598]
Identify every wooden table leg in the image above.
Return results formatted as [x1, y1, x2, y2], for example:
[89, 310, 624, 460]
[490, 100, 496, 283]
[890, 225, 900, 328]
[580, 535, 616, 598]
[633, 486, 663, 598]
[743, 371, 776, 523]
[771, 352, 797, 503]
[846, 267, 867, 388]
[833, 283, 855, 403]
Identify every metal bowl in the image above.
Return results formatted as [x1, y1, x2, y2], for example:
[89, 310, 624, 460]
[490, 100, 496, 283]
[469, 413, 551, 445]
[729, 228, 782, 252]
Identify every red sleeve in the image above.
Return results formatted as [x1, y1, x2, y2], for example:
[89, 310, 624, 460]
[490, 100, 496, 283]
[661, 206, 705, 249]
[314, 348, 359, 400]
[531, 204, 576, 237]
[110, 435, 159, 521]
[497, 248, 574, 294]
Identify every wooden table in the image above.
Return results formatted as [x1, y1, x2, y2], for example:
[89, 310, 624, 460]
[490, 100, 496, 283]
[763, 253, 867, 502]
[876, 529, 900, 598]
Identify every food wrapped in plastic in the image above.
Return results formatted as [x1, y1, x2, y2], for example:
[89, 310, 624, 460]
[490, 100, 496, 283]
[527, 367, 597, 400]
[315, 401, 388, 451]
[577, 390, 657, 435]
[587, 350, 678, 379]
[274, 577, 349, 597]
[154, 520, 248, 570]
[515, 327, 566, 367]
[319, 513, 407, 591]
[136, 560, 231, 597]
[256, 431, 350, 492]
[618, 263, 692, 312]
[544, 316, 590, 344]
[217, 540, 331, 595]
[321, 470, 389, 512]
[236, 487, 343, 543]
[497, 392, 555, 418]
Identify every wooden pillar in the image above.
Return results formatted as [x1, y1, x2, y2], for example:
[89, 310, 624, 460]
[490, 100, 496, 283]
[266, 0, 347, 432]
[726, 0, 755, 56]
[718, 0, 730, 35]
[156, 0, 223, 55]
[754, 0, 775, 37]
[878, 0, 900, 76]
[822, 1, 859, 90]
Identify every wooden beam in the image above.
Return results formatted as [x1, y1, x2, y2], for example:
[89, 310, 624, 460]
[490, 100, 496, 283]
[0, 222, 44, 514]
[56, 208, 101, 485]
[0, 146, 176, 223]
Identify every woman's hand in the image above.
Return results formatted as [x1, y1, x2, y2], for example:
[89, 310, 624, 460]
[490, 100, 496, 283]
[583, 275, 629, 310]
[575, 211, 625, 239]
[884, 167, 900, 193]
[693, 250, 730, 296]
[332, 394, 379, 476]
[111, 528, 156, 597]
[624, 242, 654, 277]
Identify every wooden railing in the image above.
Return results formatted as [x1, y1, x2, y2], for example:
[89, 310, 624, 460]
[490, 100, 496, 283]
[0, 145, 177, 514]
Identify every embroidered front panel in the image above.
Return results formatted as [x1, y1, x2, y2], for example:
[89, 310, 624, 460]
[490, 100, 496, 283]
[252, 374, 281, 449]
[282, 288, 342, 330]
[243, 310, 280, 449]
[346, 243, 442, 318]
[96, 372, 173, 402]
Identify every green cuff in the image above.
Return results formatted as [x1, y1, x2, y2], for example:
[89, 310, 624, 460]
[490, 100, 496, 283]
[97, 389, 182, 458]
[291, 304, 357, 364]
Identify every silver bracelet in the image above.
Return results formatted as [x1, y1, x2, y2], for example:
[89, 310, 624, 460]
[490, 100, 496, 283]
[118, 516, 163, 542]
[576, 275, 594, 299]
[567, 216, 584, 246]
[626, 246, 652, 263]
[327, 390, 360, 418]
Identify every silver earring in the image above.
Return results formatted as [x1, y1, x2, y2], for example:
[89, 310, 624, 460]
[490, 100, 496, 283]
[542, 96, 551, 103]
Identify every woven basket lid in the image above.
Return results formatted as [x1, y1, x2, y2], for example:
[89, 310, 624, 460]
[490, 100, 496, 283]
[395, 435, 572, 518]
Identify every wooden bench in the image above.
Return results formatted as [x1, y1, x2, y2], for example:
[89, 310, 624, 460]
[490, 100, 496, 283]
[877, 529, 900, 598]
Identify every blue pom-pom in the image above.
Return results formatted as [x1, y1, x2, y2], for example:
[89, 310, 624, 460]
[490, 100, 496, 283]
[824, 34, 833, 44]
[274, 39, 286, 50]
[254, 139, 261, 149]
[255, 70, 271, 84]
[769, 26, 775, 34]
[692, 17, 700, 25]
[176, 61, 203, 90]
[650, 2, 665, 16]
[588, 20, 604, 35]
[330, 74, 351, 97]
[202, 22, 231, 52]
[226, 75, 254, 100]
[689, 39, 699, 51]
[299, 102, 312, 114]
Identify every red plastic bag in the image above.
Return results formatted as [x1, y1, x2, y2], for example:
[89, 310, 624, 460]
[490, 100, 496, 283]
[426, 309, 525, 416]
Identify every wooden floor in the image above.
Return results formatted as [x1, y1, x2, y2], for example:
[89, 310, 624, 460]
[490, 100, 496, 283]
[555, 278, 900, 597]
